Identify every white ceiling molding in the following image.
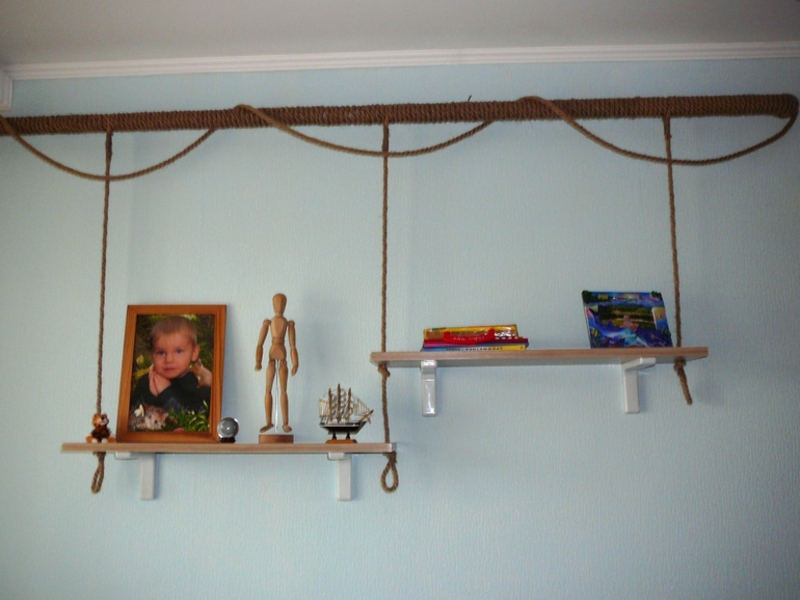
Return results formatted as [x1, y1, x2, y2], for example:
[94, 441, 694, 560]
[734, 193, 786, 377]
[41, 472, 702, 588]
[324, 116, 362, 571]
[0, 70, 12, 111]
[5, 41, 800, 81]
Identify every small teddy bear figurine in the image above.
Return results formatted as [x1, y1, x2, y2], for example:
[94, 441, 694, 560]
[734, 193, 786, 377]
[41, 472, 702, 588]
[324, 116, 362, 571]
[86, 413, 115, 443]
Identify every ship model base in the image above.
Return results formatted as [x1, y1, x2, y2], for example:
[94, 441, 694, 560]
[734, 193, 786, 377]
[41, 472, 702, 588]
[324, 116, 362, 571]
[258, 433, 294, 444]
[321, 422, 368, 444]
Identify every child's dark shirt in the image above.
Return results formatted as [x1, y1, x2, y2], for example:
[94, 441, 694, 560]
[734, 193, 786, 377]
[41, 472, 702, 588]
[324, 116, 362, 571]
[130, 371, 210, 414]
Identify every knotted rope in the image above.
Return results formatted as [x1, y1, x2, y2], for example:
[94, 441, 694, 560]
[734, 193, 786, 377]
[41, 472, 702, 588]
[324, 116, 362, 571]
[378, 120, 399, 492]
[662, 116, 694, 405]
[91, 128, 113, 493]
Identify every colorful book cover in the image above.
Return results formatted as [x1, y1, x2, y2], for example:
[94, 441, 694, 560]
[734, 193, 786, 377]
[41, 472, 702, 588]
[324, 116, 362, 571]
[422, 337, 529, 349]
[582, 291, 673, 348]
[421, 343, 529, 352]
[423, 324, 519, 342]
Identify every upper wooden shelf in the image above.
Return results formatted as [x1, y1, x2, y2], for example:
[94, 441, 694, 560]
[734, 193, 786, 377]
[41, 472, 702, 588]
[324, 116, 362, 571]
[370, 346, 708, 369]
[371, 347, 708, 416]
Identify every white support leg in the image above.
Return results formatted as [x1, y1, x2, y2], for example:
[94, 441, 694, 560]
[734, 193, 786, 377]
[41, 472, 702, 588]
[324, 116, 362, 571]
[0, 70, 12, 112]
[138, 454, 157, 500]
[115, 452, 158, 500]
[327, 453, 352, 501]
[620, 357, 657, 414]
[421, 359, 438, 416]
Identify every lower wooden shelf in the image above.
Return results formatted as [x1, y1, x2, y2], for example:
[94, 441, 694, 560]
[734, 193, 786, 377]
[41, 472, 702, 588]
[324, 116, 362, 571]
[61, 442, 393, 454]
[62, 442, 395, 501]
[371, 347, 708, 415]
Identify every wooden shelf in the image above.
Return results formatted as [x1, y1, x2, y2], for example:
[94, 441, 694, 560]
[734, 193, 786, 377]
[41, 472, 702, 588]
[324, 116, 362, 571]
[61, 442, 393, 455]
[62, 442, 395, 501]
[371, 347, 707, 368]
[371, 347, 708, 415]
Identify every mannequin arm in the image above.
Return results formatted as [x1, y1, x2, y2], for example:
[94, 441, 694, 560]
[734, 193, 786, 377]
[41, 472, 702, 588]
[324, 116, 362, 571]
[288, 320, 298, 375]
[255, 319, 270, 370]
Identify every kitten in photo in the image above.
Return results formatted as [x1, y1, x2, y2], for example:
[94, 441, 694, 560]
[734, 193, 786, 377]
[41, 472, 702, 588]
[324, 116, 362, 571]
[129, 403, 170, 431]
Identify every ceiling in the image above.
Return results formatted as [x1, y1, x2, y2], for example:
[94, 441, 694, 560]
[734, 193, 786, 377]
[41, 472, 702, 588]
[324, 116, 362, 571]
[1, 0, 799, 71]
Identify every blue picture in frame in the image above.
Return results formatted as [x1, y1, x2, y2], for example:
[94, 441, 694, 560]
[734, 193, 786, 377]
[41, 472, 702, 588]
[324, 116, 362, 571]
[582, 291, 673, 348]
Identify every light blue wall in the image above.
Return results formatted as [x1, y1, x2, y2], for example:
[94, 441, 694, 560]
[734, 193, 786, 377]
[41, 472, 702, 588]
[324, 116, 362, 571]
[1, 59, 798, 599]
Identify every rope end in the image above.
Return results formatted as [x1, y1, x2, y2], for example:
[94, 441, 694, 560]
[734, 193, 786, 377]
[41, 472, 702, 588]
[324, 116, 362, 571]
[91, 452, 106, 494]
[673, 358, 694, 406]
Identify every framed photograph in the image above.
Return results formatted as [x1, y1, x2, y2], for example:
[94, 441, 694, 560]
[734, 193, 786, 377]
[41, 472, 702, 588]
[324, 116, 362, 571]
[582, 291, 673, 348]
[116, 305, 226, 442]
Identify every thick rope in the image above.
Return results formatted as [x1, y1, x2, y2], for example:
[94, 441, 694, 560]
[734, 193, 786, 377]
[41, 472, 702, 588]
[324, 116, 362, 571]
[238, 104, 491, 158]
[97, 129, 112, 416]
[379, 120, 398, 493]
[663, 116, 694, 406]
[3, 95, 797, 135]
[91, 452, 106, 493]
[521, 96, 798, 167]
[0, 113, 215, 181]
[91, 128, 113, 494]
[1, 96, 795, 182]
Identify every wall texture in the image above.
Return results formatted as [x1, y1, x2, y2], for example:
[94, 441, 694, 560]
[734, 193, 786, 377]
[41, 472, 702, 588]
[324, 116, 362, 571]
[1, 58, 798, 599]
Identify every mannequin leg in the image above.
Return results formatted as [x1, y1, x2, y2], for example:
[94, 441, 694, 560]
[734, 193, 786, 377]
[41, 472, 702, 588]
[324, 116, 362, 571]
[260, 361, 276, 432]
[279, 360, 292, 432]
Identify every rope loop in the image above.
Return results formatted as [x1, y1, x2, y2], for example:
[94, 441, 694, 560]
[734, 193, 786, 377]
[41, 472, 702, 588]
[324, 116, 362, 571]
[91, 452, 106, 494]
[518, 95, 798, 166]
[0, 112, 215, 182]
[237, 104, 491, 158]
[380, 452, 399, 493]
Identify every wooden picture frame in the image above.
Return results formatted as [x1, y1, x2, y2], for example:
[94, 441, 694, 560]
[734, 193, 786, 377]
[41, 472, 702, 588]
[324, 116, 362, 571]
[116, 305, 226, 442]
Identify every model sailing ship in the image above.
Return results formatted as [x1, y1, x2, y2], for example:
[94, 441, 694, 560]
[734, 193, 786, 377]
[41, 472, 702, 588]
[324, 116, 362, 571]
[319, 385, 373, 443]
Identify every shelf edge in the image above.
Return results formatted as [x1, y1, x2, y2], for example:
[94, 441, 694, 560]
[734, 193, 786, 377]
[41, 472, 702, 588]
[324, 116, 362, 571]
[61, 442, 396, 455]
[370, 346, 708, 368]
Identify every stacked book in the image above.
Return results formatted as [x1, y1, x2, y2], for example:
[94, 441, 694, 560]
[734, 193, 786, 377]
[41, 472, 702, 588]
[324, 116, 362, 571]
[421, 324, 529, 352]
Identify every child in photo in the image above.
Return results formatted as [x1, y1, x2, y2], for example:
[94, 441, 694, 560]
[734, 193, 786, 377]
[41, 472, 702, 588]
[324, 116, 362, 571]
[129, 316, 211, 417]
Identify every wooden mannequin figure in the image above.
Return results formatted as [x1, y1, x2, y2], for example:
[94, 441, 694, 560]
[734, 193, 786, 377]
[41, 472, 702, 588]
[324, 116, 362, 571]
[255, 293, 298, 436]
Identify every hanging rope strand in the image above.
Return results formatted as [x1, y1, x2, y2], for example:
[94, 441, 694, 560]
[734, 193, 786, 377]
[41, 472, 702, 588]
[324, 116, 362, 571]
[663, 115, 694, 406]
[381, 120, 390, 355]
[91, 129, 114, 494]
[96, 129, 112, 415]
[379, 120, 398, 493]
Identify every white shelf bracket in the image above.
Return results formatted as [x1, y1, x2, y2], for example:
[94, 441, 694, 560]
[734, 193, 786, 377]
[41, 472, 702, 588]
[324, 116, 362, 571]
[620, 357, 657, 414]
[108, 449, 372, 501]
[327, 452, 353, 501]
[421, 359, 438, 416]
[115, 452, 158, 500]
